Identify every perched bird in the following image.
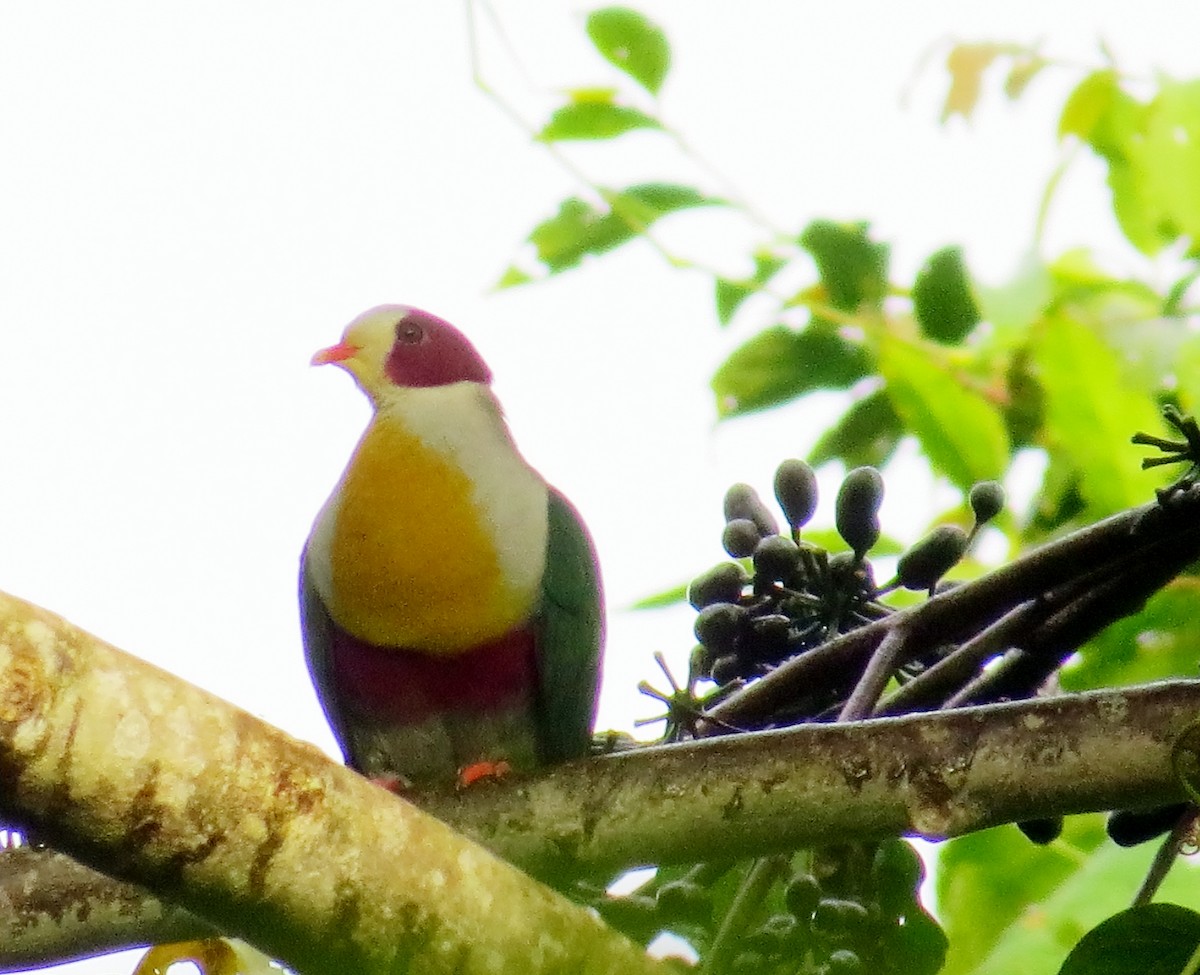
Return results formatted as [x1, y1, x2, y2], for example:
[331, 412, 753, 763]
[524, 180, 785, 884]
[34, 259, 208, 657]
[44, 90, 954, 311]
[301, 305, 604, 788]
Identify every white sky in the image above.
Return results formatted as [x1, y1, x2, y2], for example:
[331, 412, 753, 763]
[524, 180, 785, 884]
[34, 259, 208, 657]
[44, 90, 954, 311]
[2, 3, 1197, 973]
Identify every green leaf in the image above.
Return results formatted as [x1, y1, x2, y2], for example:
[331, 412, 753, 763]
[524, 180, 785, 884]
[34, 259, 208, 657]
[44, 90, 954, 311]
[967, 836, 1200, 974]
[1173, 334, 1200, 413]
[1164, 266, 1200, 316]
[1061, 577, 1200, 691]
[1003, 347, 1046, 449]
[798, 220, 890, 312]
[523, 183, 722, 275]
[974, 250, 1053, 333]
[713, 251, 788, 326]
[611, 182, 724, 224]
[1062, 73, 1200, 254]
[1059, 70, 1122, 143]
[1132, 78, 1200, 247]
[537, 102, 662, 141]
[809, 388, 905, 470]
[912, 245, 981, 344]
[800, 526, 905, 556]
[938, 818, 1107, 975]
[712, 322, 873, 418]
[878, 336, 1009, 490]
[714, 278, 756, 326]
[1059, 904, 1200, 975]
[1033, 315, 1165, 516]
[1004, 55, 1047, 101]
[630, 581, 689, 610]
[586, 7, 670, 95]
[492, 265, 532, 290]
[528, 198, 629, 273]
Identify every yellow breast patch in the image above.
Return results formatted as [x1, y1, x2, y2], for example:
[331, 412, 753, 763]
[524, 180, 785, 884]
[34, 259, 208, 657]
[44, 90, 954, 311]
[325, 418, 534, 653]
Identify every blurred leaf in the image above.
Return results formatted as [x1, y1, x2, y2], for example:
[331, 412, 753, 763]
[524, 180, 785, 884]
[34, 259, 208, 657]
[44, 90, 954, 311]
[1132, 78, 1200, 247]
[957, 834, 1200, 975]
[942, 43, 1003, 122]
[1034, 315, 1164, 516]
[523, 183, 722, 275]
[715, 278, 756, 326]
[805, 527, 905, 556]
[1059, 904, 1200, 975]
[613, 182, 725, 222]
[714, 251, 788, 325]
[492, 265, 533, 290]
[1027, 453, 1087, 538]
[975, 250, 1054, 333]
[538, 101, 662, 141]
[712, 322, 873, 417]
[913, 245, 981, 344]
[1172, 334, 1200, 412]
[1164, 266, 1200, 316]
[528, 197, 628, 272]
[752, 251, 788, 282]
[1061, 577, 1200, 691]
[630, 582, 689, 610]
[586, 7, 670, 95]
[1003, 347, 1046, 448]
[1062, 73, 1200, 254]
[1059, 70, 1123, 143]
[1045, 250, 1183, 393]
[1004, 55, 1047, 100]
[879, 336, 1009, 490]
[809, 388, 905, 470]
[938, 818, 1107, 975]
[798, 220, 890, 312]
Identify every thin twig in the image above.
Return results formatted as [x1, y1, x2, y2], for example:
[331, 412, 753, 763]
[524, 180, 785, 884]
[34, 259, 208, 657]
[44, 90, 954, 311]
[1132, 806, 1198, 907]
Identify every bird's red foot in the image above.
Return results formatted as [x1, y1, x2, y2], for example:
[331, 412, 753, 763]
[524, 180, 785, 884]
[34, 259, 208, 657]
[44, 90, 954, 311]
[457, 760, 511, 789]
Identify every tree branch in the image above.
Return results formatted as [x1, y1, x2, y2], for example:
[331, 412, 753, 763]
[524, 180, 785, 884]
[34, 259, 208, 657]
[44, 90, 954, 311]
[0, 590, 666, 975]
[4, 580, 1200, 968]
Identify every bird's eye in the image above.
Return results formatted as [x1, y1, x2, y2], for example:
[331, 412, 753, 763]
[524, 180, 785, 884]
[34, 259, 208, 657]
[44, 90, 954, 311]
[396, 321, 425, 345]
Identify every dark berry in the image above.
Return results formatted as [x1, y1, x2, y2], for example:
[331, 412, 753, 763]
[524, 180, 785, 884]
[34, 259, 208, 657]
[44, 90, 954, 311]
[969, 480, 1005, 526]
[753, 534, 801, 584]
[694, 602, 747, 656]
[882, 907, 948, 975]
[710, 654, 743, 685]
[872, 839, 925, 918]
[744, 613, 791, 662]
[812, 898, 871, 939]
[722, 518, 762, 558]
[895, 524, 969, 591]
[1107, 804, 1189, 847]
[655, 880, 712, 925]
[835, 467, 884, 557]
[688, 562, 748, 609]
[1017, 817, 1064, 845]
[774, 458, 819, 532]
[748, 912, 799, 953]
[785, 872, 822, 920]
[724, 483, 780, 536]
[826, 949, 863, 975]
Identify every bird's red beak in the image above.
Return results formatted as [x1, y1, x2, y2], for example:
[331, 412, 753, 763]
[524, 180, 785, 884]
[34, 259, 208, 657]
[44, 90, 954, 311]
[311, 341, 359, 366]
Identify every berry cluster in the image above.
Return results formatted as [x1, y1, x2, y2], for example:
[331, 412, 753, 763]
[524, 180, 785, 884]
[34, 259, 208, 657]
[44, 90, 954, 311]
[591, 840, 945, 975]
[686, 460, 1003, 705]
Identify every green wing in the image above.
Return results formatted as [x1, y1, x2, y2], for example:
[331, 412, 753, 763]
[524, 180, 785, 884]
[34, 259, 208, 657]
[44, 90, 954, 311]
[299, 544, 357, 768]
[535, 487, 605, 764]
